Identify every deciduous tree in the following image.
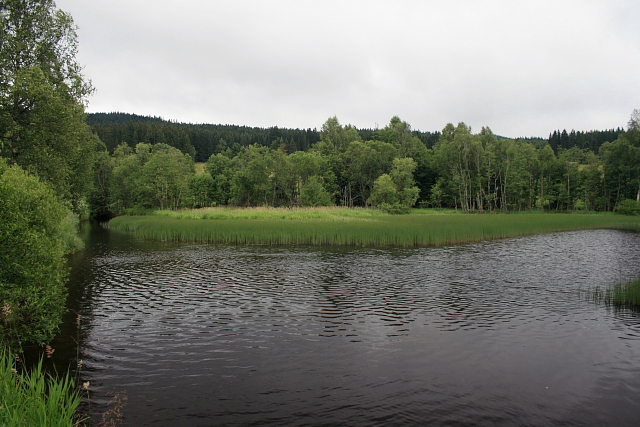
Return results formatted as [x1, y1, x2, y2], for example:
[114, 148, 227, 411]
[0, 0, 95, 211]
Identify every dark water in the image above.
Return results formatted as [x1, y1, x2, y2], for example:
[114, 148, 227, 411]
[53, 226, 640, 426]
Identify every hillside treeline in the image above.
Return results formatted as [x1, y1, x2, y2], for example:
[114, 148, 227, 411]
[88, 113, 640, 217]
[87, 112, 441, 162]
[87, 112, 623, 162]
[548, 128, 624, 153]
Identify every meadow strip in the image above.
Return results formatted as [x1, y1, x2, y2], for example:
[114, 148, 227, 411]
[108, 210, 640, 247]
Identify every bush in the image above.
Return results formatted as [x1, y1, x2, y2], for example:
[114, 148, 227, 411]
[300, 176, 334, 207]
[0, 160, 70, 347]
[615, 199, 640, 216]
[378, 202, 411, 215]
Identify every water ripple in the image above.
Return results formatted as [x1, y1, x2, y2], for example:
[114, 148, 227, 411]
[66, 229, 640, 426]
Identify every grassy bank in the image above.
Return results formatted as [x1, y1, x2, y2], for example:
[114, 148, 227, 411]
[108, 208, 640, 247]
[0, 349, 82, 426]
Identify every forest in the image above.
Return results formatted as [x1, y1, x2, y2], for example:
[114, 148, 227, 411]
[87, 111, 442, 161]
[87, 112, 623, 163]
[87, 113, 640, 218]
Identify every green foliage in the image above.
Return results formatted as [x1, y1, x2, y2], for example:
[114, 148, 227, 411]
[190, 173, 216, 208]
[0, 349, 82, 427]
[0, 0, 92, 100]
[205, 153, 234, 205]
[87, 113, 441, 164]
[87, 149, 115, 219]
[319, 116, 361, 153]
[369, 158, 420, 212]
[230, 144, 276, 207]
[60, 211, 84, 254]
[376, 116, 428, 160]
[109, 142, 194, 213]
[300, 176, 334, 207]
[615, 199, 640, 215]
[0, 160, 69, 346]
[391, 157, 420, 207]
[428, 120, 636, 213]
[0, 1, 95, 212]
[142, 143, 194, 210]
[600, 135, 640, 210]
[548, 128, 624, 153]
[369, 174, 397, 207]
[343, 140, 398, 206]
[93, 110, 640, 216]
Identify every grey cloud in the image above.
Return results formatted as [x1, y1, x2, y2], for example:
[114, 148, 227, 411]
[57, 0, 640, 136]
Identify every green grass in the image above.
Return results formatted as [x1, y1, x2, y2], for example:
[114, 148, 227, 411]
[0, 349, 83, 426]
[592, 279, 640, 311]
[150, 206, 392, 220]
[108, 208, 640, 247]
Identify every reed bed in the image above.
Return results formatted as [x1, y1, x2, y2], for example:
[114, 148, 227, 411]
[592, 279, 640, 311]
[150, 206, 392, 220]
[108, 209, 640, 247]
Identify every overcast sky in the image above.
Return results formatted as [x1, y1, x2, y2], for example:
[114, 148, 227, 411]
[56, 0, 640, 137]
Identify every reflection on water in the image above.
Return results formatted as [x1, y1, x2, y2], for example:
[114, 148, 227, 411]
[55, 226, 640, 426]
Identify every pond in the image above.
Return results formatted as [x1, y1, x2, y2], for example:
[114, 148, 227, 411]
[51, 225, 640, 426]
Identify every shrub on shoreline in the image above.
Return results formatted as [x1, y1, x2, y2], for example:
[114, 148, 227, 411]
[0, 160, 71, 347]
[615, 199, 640, 216]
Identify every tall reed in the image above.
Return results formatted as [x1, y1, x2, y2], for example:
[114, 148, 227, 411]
[592, 279, 640, 310]
[108, 210, 640, 247]
[0, 349, 83, 426]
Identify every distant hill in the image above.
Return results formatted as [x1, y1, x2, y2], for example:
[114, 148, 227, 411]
[547, 128, 624, 153]
[87, 112, 321, 162]
[87, 112, 166, 125]
[86, 112, 624, 161]
[86, 112, 440, 162]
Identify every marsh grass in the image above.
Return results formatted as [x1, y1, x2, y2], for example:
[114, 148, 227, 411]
[109, 208, 640, 247]
[151, 206, 391, 220]
[592, 279, 640, 311]
[0, 349, 83, 426]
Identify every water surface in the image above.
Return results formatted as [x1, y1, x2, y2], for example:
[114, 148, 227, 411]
[57, 227, 640, 426]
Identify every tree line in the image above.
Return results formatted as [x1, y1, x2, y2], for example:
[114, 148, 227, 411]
[87, 112, 441, 162]
[87, 112, 623, 163]
[89, 113, 640, 217]
[548, 128, 624, 153]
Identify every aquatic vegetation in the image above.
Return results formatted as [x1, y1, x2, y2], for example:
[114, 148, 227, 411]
[108, 209, 640, 247]
[0, 349, 83, 426]
[99, 392, 128, 427]
[592, 279, 640, 311]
